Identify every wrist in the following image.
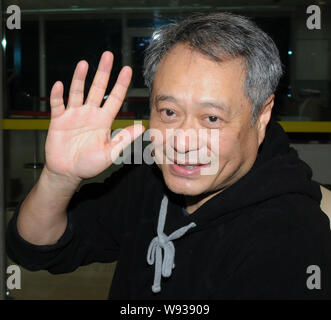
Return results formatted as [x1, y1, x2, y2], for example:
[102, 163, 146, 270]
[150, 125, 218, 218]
[41, 166, 82, 192]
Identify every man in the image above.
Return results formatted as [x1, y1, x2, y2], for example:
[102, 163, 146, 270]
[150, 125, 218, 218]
[6, 12, 331, 299]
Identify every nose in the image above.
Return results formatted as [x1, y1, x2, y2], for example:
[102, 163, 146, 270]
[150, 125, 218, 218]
[169, 121, 199, 154]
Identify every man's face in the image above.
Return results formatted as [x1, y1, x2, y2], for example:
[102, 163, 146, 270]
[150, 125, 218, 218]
[149, 43, 272, 198]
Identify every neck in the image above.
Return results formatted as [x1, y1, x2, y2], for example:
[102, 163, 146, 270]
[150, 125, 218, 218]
[184, 189, 224, 214]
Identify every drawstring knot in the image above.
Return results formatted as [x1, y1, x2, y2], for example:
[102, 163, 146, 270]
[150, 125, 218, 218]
[147, 195, 196, 293]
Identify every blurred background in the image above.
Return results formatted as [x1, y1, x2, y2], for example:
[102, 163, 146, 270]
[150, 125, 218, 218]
[1, 0, 331, 299]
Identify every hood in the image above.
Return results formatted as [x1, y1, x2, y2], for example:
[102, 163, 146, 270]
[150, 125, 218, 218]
[160, 119, 322, 233]
[146, 119, 322, 293]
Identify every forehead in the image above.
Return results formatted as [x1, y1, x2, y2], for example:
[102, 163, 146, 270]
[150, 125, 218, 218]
[152, 43, 247, 102]
[152, 44, 248, 113]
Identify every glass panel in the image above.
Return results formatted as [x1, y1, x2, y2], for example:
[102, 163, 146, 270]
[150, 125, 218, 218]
[131, 36, 151, 89]
[45, 18, 122, 110]
[2, 2, 331, 120]
[4, 130, 46, 208]
[4, 20, 39, 115]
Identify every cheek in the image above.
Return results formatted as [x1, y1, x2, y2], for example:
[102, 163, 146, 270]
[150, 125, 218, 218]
[209, 131, 240, 162]
[148, 115, 158, 130]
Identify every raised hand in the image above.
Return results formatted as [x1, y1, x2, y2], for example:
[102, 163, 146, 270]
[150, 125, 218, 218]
[45, 51, 145, 181]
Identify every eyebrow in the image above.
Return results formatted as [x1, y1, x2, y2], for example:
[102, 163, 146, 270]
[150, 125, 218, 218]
[153, 94, 230, 113]
[198, 101, 230, 113]
[153, 95, 177, 105]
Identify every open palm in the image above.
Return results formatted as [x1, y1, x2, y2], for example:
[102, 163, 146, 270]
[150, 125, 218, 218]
[45, 51, 145, 180]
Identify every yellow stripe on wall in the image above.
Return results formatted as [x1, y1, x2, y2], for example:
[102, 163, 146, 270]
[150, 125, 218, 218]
[278, 121, 331, 133]
[1, 119, 150, 131]
[2, 119, 331, 133]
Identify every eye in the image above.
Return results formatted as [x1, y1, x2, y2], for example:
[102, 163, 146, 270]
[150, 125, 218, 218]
[164, 109, 175, 117]
[202, 115, 223, 127]
[205, 115, 221, 124]
[160, 108, 176, 121]
[207, 115, 219, 123]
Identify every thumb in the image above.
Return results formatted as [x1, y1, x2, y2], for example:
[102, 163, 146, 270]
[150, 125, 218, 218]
[108, 124, 145, 164]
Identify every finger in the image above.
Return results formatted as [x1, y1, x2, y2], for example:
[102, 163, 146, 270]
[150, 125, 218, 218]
[108, 124, 145, 164]
[103, 66, 132, 120]
[67, 60, 89, 109]
[50, 81, 65, 118]
[85, 51, 113, 107]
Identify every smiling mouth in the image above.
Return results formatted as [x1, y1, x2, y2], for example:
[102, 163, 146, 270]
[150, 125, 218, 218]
[178, 165, 200, 169]
[175, 163, 206, 169]
[168, 161, 211, 177]
[170, 157, 211, 167]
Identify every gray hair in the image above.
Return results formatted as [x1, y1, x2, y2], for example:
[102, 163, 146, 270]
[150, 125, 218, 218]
[143, 12, 283, 124]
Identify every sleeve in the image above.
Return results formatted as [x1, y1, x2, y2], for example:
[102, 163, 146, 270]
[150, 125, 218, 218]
[210, 210, 331, 300]
[6, 164, 138, 274]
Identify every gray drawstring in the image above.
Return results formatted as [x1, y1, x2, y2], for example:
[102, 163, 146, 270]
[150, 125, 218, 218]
[147, 195, 197, 293]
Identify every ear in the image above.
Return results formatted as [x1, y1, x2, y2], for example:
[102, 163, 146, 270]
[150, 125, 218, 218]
[256, 94, 275, 146]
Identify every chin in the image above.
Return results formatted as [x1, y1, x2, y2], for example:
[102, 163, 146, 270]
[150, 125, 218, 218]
[166, 184, 203, 196]
[161, 167, 211, 196]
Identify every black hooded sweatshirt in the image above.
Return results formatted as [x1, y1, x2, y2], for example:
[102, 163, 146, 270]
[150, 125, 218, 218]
[6, 120, 331, 299]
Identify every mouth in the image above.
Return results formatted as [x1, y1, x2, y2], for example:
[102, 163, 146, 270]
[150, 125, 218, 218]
[169, 161, 210, 176]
